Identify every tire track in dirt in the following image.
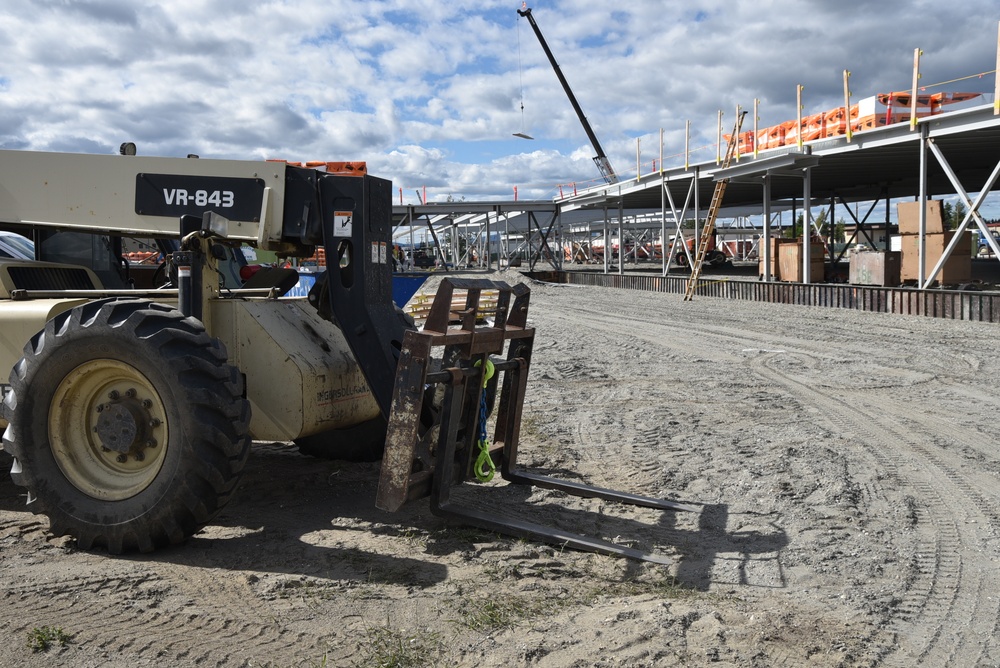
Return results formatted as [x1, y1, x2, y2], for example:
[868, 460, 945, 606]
[1, 572, 194, 658]
[542, 287, 998, 383]
[0, 516, 51, 543]
[752, 351, 1000, 667]
[134, 566, 312, 665]
[520, 305, 709, 574]
[538, 308, 701, 498]
[535, 300, 832, 505]
[0, 562, 314, 665]
[0, 447, 327, 666]
[530, 285, 1000, 664]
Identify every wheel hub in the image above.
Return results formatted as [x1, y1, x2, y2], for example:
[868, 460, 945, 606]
[50, 360, 168, 500]
[95, 400, 145, 454]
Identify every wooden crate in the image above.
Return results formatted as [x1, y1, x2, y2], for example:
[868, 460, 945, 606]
[758, 238, 799, 280]
[777, 242, 825, 282]
[849, 251, 901, 287]
[897, 200, 944, 235]
[899, 232, 971, 283]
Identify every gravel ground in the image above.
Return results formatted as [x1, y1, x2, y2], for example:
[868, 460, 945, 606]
[2, 270, 999, 667]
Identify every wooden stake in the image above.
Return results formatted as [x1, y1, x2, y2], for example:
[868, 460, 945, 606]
[995, 22, 1000, 115]
[797, 85, 804, 149]
[843, 70, 853, 142]
[753, 98, 760, 158]
[910, 48, 922, 130]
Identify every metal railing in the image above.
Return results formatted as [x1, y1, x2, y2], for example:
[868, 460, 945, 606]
[528, 271, 1000, 324]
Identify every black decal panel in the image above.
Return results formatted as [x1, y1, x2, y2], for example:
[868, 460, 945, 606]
[135, 174, 265, 220]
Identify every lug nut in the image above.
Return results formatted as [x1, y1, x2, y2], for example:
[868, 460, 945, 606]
[149, 418, 160, 428]
[146, 438, 157, 448]
[116, 454, 127, 463]
[142, 399, 152, 409]
[96, 404, 104, 413]
[108, 390, 119, 400]
[125, 388, 136, 398]
[134, 452, 145, 462]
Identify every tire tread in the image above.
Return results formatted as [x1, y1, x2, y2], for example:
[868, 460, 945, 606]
[2, 298, 251, 554]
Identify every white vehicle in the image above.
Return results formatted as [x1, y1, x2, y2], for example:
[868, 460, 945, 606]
[0, 230, 33, 260]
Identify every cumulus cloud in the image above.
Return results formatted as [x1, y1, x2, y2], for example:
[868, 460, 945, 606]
[0, 0, 997, 204]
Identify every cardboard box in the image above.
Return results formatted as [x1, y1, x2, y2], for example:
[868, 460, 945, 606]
[777, 242, 825, 282]
[899, 231, 971, 283]
[849, 250, 901, 287]
[897, 200, 944, 235]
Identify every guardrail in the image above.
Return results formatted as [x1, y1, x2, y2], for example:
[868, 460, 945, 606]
[526, 271, 1000, 324]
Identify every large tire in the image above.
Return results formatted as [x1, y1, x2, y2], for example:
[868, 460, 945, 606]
[708, 249, 728, 266]
[1, 298, 251, 553]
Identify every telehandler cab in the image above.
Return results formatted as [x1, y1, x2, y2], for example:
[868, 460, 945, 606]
[0, 148, 693, 563]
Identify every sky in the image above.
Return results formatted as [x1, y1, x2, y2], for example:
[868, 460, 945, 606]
[1, 1, 999, 209]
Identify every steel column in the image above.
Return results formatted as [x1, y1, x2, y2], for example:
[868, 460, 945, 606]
[762, 175, 772, 282]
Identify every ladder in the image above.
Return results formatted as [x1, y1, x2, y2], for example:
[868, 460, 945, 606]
[683, 111, 748, 301]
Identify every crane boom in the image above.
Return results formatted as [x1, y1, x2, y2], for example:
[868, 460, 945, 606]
[517, 5, 618, 184]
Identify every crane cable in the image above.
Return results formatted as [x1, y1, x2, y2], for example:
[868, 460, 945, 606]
[514, 9, 533, 139]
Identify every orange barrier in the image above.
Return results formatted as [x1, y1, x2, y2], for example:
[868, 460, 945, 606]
[266, 159, 367, 176]
[726, 92, 984, 153]
[125, 251, 160, 265]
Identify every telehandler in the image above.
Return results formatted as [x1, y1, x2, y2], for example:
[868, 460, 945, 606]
[0, 148, 693, 563]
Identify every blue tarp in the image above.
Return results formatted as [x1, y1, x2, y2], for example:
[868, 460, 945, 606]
[391, 273, 428, 307]
[284, 273, 316, 298]
[284, 272, 427, 308]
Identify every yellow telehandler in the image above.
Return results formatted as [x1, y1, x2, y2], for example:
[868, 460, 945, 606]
[0, 148, 692, 562]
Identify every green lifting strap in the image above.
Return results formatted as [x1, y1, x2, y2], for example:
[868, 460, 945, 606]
[473, 358, 496, 482]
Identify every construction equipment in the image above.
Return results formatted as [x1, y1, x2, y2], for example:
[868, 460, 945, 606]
[671, 235, 727, 269]
[683, 112, 747, 300]
[517, 5, 618, 185]
[0, 147, 693, 562]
